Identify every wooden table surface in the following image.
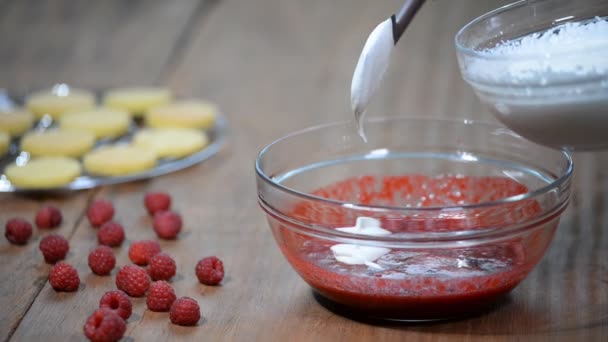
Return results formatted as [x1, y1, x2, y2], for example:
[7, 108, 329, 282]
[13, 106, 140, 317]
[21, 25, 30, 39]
[1, 0, 607, 341]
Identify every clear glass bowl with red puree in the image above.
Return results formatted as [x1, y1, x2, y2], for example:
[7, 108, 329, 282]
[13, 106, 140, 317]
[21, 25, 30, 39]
[255, 117, 572, 321]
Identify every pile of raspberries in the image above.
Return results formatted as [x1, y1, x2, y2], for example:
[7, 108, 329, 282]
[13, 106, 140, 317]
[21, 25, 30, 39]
[4, 192, 225, 342]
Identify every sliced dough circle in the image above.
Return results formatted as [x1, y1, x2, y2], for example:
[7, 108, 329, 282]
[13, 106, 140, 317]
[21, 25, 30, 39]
[26, 88, 95, 119]
[59, 108, 130, 139]
[145, 100, 217, 129]
[21, 129, 96, 158]
[0, 109, 35, 136]
[103, 87, 172, 116]
[0, 130, 9, 155]
[83, 145, 157, 177]
[5, 156, 82, 189]
[133, 128, 208, 159]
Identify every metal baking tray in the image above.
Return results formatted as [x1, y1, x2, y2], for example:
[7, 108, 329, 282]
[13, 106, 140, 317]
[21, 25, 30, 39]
[0, 89, 228, 193]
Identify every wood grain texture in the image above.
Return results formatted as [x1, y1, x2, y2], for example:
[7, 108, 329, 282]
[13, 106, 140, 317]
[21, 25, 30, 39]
[0, 0, 202, 93]
[0, 0, 200, 341]
[0, 192, 91, 341]
[2, 0, 607, 341]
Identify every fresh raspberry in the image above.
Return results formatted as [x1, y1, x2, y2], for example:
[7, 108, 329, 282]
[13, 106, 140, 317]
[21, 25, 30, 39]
[97, 221, 125, 247]
[88, 246, 116, 276]
[115, 265, 150, 297]
[4, 218, 33, 245]
[146, 281, 177, 312]
[128, 240, 161, 266]
[169, 297, 200, 326]
[87, 199, 115, 227]
[99, 290, 132, 320]
[35, 206, 63, 229]
[195, 256, 224, 285]
[144, 192, 171, 215]
[49, 262, 80, 292]
[83, 308, 126, 342]
[147, 253, 176, 281]
[39, 234, 69, 263]
[153, 210, 182, 240]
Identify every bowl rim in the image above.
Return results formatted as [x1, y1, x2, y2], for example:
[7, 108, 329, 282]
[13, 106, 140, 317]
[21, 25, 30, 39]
[454, 0, 608, 61]
[255, 116, 573, 213]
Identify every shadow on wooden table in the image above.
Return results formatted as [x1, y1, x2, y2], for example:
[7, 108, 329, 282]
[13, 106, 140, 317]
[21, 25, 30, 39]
[312, 290, 608, 337]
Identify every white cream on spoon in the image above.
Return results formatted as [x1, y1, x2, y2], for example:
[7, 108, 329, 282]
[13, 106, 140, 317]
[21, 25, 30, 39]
[350, 0, 425, 141]
[351, 19, 395, 142]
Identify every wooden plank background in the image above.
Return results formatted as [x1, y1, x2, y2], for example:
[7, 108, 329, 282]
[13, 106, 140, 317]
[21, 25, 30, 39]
[1, 0, 607, 341]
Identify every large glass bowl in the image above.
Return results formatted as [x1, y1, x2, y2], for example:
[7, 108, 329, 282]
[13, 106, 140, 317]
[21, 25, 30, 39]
[255, 117, 572, 321]
[455, 0, 608, 151]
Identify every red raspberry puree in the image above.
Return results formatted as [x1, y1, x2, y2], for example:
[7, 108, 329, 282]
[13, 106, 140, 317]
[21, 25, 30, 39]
[271, 175, 559, 320]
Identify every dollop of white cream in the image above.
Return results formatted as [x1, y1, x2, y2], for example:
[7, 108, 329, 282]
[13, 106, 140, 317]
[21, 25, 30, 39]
[330, 217, 391, 266]
[350, 18, 395, 141]
[335, 217, 391, 236]
[330, 244, 391, 266]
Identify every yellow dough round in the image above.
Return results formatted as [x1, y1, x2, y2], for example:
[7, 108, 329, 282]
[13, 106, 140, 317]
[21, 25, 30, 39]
[83, 145, 157, 176]
[0, 109, 35, 136]
[59, 108, 130, 139]
[133, 128, 208, 159]
[21, 129, 96, 158]
[0, 131, 9, 155]
[5, 156, 82, 188]
[145, 100, 217, 129]
[26, 87, 95, 119]
[103, 87, 172, 116]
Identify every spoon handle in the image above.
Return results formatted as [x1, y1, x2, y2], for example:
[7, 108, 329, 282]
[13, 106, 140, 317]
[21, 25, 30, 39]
[391, 0, 425, 44]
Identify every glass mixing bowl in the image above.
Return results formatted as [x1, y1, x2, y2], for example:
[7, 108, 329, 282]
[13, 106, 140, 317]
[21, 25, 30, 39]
[256, 117, 572, 321]
[455, 0, 608, 151]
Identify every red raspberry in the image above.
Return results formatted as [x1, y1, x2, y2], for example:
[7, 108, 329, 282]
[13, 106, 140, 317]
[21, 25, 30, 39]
[87, 199, 115, 227]
[195, 256, 224, 285]
[39, 234, 69, 263]
[4, 218, 33, 245]
[49, 262, 80, 292]
[88, 246, 116, 276]
[128, 240, 161, 266]
[97, 221, 125, 247]
[147, 253, 176, 281]
[153, 210, 182, 240]
[35, 206, 63, 229]
[169, 297, 200, 326]
[144, 192, 171, 215]
[83, 308, 126, 342]
[146, 281, 177, 312]
[115, 265, 150, 297]
[99, 290, 132, 320]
